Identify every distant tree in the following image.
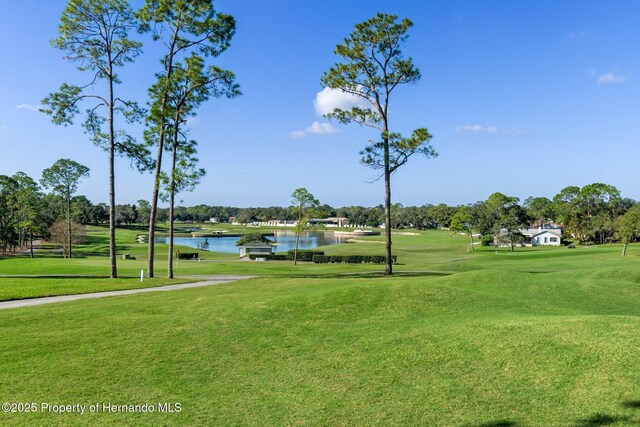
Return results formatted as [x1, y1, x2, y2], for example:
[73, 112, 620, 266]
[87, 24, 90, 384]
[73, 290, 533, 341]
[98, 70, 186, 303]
[88, 203, 109, 225]
[137, 200, 151, 225]
[290, 188, 320, 265]
[321, 13, 436, 275]
[13, 172, 43, 257]
[115, 204, 138, 226]
[524, 196, 553, 226]
[235, 232, 270, 247]
[450, 206, 476, 252]
[48, 220, 87, 257]
[552, 186, 581, 238]
[494, 207, 528, 252]
[615, 205, 640, 256]
[0, 175, 19, 255]
[71, 195, 94, 225]
[553, 184, 621, 244]
[41, 159, 89, 259]
[138, 0, 237, 278]
[42, 0, 149, 277]
[427, 204, 457, 229]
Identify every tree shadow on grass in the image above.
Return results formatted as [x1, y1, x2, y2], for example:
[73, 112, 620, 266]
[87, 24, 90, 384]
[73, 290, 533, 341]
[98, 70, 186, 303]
[622, 401, 640, 409]
[475, 421, 518, 427]
[574, 413, 629, 426]
[274, 271, 451, 279]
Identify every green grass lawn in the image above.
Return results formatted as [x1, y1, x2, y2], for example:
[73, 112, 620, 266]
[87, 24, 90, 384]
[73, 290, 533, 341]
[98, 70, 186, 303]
[0, 277, 195, 301]
[1, 226, 639, 425]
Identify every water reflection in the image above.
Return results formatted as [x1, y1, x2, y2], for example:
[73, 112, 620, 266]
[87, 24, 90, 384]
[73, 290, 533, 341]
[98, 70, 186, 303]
[155, 231, 349, 253]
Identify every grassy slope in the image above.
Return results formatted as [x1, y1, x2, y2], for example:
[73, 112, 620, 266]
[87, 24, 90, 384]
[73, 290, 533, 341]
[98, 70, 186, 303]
[1, 226, 640, 425]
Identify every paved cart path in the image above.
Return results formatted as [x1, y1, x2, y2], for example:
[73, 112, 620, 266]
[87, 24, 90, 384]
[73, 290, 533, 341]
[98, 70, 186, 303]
[0, 275, 255, 310]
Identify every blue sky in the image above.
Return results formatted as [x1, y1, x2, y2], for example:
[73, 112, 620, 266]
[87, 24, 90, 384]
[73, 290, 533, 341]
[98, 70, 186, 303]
[1, 1, 639, 207]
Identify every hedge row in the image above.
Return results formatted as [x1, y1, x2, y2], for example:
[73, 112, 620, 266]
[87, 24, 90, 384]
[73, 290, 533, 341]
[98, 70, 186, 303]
[248, 254, 289, 261]
[286, 250, 324, 262]
[312, 255, 397, 264]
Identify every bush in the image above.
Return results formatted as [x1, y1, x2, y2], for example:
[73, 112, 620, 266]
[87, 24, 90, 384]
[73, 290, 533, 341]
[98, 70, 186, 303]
[287, 250, 324, 262]
[176, 252, 199, 260]
[480, 235, 493, 246]
[312, 255, 397, 264]
[248, 254, 288, 261]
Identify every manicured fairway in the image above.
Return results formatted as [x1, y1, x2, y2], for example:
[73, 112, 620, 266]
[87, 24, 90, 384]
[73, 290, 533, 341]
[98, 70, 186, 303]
[1, 228, 639, 425]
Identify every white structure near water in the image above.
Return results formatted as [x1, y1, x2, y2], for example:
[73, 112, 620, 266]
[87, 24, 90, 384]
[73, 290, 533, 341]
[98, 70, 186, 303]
[238, 242, 274, 258]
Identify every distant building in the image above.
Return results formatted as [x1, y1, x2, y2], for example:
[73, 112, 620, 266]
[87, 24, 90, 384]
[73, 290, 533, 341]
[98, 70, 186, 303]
[209, 217, 219, 223]
[238, 242, 274, 258]
[308, 217, 349, 227]
[258, 219, 297, 227]
[495, 224, 563, 247]
[520, 226, 562, 246]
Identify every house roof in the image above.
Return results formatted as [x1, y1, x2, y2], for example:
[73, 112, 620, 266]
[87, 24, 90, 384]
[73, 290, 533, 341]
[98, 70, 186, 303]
[520, 228, 562, 238]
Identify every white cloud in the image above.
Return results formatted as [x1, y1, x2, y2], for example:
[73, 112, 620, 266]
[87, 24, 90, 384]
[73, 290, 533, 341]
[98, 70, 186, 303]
[456, 124, 498, 133]
[16, 103, 43, 112]
[597, 72, 626, 84]
[313, 87, 368, 116]
[288, 121, 338, 138]
[456, 124, 524, 135]
[568, 31, 588, 39]
[288, 130, 306, 138]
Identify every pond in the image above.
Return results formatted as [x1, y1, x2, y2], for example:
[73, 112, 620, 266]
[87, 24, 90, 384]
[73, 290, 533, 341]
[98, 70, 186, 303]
[155, 231, 349, 253]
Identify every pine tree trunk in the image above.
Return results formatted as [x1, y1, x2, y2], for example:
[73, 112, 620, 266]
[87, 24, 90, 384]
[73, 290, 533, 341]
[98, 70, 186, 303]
[147, 138, 164, 278]
[67, 195, 72, 259]
[147, 41, 177, 279]
[168, 143, 178, 279]
[108, 71, 117, 279]
[469, 232, 474, 252]
[294, 207, 302, 265]
[383, 130, 393, 275]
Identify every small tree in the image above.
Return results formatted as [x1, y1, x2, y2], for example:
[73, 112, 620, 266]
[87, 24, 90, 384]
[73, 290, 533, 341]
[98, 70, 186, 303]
[450, 206, 476, 252]
[49, 220, 87, 258]
[290, 188, 320, 265]
[494, 208, 527, 252]
[41, 159, 89, 259]
[321, 13, 436, 275]
[13, 172, 44, 257]
[615, 205, 640, 256]
[235, 232, 270, 247]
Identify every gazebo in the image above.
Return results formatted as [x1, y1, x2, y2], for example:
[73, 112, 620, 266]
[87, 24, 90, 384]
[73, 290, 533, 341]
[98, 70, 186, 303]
[238, 242, 274, 258]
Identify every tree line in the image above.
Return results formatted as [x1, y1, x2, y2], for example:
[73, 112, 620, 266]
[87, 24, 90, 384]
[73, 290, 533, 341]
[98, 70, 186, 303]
[3, 165, 639, 258]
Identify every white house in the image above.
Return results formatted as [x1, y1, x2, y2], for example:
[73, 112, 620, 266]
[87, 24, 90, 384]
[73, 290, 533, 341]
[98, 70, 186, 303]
[519, 226, 562, 246]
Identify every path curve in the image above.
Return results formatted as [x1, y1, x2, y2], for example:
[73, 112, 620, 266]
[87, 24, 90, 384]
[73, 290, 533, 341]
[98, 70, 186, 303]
[0, 275, 255, 311]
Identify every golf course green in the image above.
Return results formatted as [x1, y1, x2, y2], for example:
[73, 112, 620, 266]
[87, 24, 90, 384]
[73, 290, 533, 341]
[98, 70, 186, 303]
[1, 226, 639, 426]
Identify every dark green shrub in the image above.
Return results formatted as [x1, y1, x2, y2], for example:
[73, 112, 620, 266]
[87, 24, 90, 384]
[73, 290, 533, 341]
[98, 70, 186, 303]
[481, 235, 493, 246]
[312, 255, 397, 264]
[176, 252, 199, 260]
[287, 250, 324, 261]
[248, 254, 288, 261]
